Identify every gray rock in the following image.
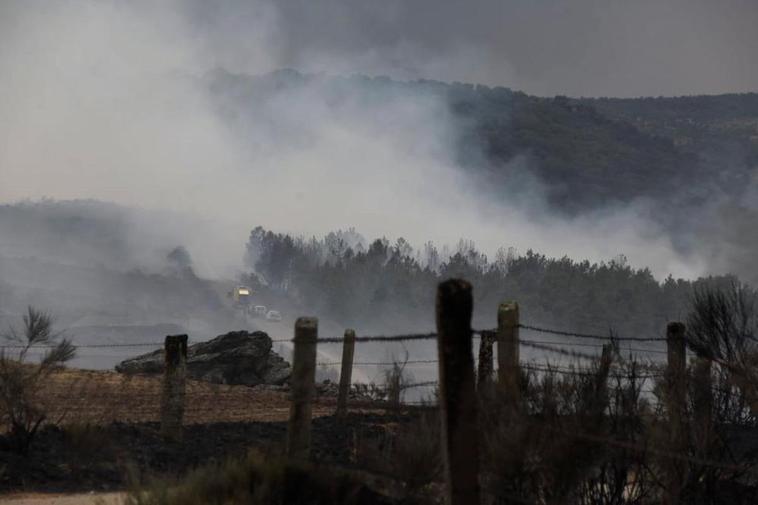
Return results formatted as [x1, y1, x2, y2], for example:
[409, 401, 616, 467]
[115, 330, 291, 386]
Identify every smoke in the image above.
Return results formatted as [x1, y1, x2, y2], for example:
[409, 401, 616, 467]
[0, 0, 714, 287]
[183, 0, 758, 97]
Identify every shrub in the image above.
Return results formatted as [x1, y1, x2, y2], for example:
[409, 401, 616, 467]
[354, 412, 442, 501]
[0, 307, 75, 453]
[125, 450, 391, 505]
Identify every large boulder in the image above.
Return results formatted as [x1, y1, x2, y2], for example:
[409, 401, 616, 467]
[115, 331, 291, 386]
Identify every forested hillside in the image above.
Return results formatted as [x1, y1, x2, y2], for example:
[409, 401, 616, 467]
[446, 87, 697, 211]
[208, 70, 758, 213]
[585, 93, 758, 195]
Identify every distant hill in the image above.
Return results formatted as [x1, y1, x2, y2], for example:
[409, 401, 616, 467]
[582, 94, 758, 196]
[206, 69, 758, 214]
[445, 87, 698, 212]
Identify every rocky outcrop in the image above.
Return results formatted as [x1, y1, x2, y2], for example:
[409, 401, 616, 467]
[115, 331, 291, 386]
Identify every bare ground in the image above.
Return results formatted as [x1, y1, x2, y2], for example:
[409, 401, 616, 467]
[0, 367, 409, 495]
[0, 492, 124, 504]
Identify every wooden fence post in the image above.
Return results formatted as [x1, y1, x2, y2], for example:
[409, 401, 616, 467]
[692, 357, 713, 456]
[286, 317, 318, 460]
[336, 329, 356, 419]
[664, 322, 687, 505]
[477, 330, 494, 391]
[160, 334, 188, 441]
[497, 302, 520, 403]
[436, 279, 481, 505]
[596, 343, 613, 409]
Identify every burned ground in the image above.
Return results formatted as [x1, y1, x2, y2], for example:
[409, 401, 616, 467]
[0, 413, 408, 494]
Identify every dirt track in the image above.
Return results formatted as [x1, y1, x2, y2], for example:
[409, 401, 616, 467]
[0, 493, 124, 504]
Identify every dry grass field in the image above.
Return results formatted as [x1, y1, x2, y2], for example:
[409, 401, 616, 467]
[39, 368, 339, 425]
[0, 492, 124, 504]
[0, 366, 411, 497]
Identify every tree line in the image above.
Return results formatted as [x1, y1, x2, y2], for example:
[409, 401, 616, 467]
[243, 226, 748, 338]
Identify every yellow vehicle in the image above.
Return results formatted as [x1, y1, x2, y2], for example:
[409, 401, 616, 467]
[231, 285, 253, 307]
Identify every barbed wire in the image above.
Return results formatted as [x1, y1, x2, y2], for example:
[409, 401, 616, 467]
[0, 323, 665, 350]
[39, 396, 434, 411]
[400, 380, 437, 390]
[617, 347, 669, 356]
[520, 339, 668, 356]
[518, 323, 667, 342]
[317, 359, 439, 366]
[1, 342, 165, 350]
[315, 332, 439, 344]
[349, 380, 439, 392]
[288, 328, 494, 345]
[520, 340, 605, 361]
[520, 363, 663, 379]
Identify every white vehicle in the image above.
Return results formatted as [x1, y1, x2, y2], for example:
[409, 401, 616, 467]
[265, 310, 282, 322]
[251, 305, 267, 317]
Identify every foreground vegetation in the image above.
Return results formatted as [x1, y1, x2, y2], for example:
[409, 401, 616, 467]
[125, 451, 390, 505]
[120, 282, 758, 504]
[0, 308, 75, 453]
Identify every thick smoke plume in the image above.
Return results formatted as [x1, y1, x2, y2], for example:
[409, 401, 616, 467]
[0, 0, 708, 282]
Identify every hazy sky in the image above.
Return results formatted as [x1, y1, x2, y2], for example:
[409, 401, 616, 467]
[184, 0, 758, 97]
[2, 0, 756, 98]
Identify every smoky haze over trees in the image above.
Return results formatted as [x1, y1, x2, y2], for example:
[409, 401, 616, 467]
[244, 225, 749, 338]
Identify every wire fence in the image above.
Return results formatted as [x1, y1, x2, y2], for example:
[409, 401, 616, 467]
[272, 318, 691, 417]
[320, 318, 731, 441]
[0, 318, 677, 392]
[516, 323, 668, 342]
[0, 315, 682, 414]
[0, 316, 714, 404]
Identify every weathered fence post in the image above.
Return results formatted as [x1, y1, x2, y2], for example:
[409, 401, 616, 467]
[664, 322, 687, 505]
[160, 334, 188, 441]
[286, 317, 318, 460]
[387, 375, 402, 408]
[497, 302, 520, 403]
[477, 330, 494, 391]
[692, 357, 713, 460]
[596, 343, 613, 407]
[436, 279, 481, 505]
[336, 329, 356, 419]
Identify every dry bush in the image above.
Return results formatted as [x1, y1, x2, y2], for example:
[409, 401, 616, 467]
[354, 413, 442, 502]
[686, 281, 758, 399]
[477, 345, 668, 505]
[61, 421, 116, 464]
[577, 358, 655, 505]
[480, 368, 607, 503]
[686, 281, 758, 364]
[0, 307, 75, 453]
[677, 283, 758, 504]
[353, 382, 392, 402]
[125, 450, 391, 505]
[383, 352, 410, 406]
[351, 354, 412, 404]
